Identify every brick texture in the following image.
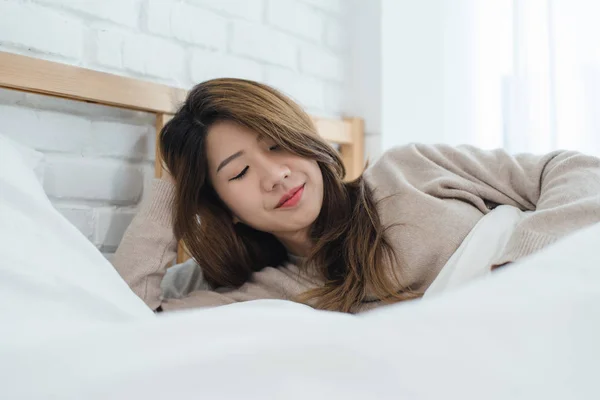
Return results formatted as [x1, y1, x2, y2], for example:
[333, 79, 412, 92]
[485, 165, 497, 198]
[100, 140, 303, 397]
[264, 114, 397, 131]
[0, 1, 84, 59]
[266, 0, 324, 42]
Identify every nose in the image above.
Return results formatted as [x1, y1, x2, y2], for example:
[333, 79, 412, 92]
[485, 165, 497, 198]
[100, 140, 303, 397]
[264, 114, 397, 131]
[258, 157, 290, 192]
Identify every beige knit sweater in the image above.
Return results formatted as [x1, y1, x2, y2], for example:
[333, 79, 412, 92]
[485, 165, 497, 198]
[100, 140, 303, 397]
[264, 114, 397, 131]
[113, 144, 600, 312]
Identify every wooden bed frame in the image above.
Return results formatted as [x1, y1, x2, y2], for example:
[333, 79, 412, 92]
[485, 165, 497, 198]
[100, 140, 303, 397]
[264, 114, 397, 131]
[0, 51, 365, 263]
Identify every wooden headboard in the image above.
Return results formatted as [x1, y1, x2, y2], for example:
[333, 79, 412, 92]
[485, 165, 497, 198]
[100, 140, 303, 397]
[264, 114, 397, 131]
[0, 51, 365, 263]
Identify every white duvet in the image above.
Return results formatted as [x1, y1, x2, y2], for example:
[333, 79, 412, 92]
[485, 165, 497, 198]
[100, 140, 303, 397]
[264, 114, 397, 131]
[1, 134, 599, 399]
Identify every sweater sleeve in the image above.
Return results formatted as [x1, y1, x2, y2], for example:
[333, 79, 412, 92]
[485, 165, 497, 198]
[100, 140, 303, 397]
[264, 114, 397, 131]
[112, 179, 178, 310]
[407, 144, 600, 265]
[160, 264, 320, 312]
[112, 179, 319, 312]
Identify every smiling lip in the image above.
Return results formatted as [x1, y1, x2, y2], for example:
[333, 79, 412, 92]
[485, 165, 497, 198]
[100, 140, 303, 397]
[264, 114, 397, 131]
[276, 185, 305, 208]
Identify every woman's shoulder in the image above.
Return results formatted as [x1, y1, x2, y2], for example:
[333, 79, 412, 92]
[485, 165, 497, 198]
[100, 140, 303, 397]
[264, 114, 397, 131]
[368, 142, 465, 168]
[363, 143, 453, 196]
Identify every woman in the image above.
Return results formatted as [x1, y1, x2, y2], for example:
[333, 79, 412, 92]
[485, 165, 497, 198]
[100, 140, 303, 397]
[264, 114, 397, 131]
[113, 78, 600, 313]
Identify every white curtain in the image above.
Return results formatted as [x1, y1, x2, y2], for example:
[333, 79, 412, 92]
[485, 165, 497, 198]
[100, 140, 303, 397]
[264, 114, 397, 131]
[378, 0, 599, 155]
[502, 0, 600, 156]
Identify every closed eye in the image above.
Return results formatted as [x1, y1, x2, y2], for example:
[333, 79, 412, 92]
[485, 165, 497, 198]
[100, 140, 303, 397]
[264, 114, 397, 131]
[229, 166, 249, 181]
[269, 144, 280, 151]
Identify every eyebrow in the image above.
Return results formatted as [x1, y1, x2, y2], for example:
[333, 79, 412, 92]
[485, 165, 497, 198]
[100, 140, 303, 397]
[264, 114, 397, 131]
[216, 135, 268, 173]
[216, 150, 244, 173]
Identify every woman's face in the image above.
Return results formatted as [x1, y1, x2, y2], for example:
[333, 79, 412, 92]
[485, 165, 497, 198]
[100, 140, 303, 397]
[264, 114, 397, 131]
[206, 121, 324, 239]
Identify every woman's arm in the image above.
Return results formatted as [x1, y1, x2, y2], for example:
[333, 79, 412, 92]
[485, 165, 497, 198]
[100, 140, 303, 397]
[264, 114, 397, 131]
[112, 178, 178, 311]
[159, 263, 320, 311]
[390, 144, 600, 266]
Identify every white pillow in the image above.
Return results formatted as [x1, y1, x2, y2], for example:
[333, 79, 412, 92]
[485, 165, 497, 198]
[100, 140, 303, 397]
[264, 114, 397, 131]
[0, 133, 45, 183]
[0, 134, 152, 346]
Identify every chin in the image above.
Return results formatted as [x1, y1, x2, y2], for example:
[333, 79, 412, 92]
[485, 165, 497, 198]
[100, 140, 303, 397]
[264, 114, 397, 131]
[279, 215, 317, 233]
[296, 212, 320, 230]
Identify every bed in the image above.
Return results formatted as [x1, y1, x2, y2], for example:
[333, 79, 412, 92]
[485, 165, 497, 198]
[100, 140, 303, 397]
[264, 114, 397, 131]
[1, 51, 599, 400]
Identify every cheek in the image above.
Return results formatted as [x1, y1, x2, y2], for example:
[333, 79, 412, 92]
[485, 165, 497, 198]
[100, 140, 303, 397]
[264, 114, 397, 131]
[307, 161, 323, 190]
[310, 163, 324, 211]
[215, 181, 263, 218]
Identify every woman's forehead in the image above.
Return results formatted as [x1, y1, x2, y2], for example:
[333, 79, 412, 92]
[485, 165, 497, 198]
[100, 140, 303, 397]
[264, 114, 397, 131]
[206, 122, 264, 168]
[208, 121, 265, 143]
[207, 121, 276, 150]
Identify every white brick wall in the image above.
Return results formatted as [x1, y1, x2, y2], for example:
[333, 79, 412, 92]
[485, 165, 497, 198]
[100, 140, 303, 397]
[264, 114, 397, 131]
[55, 206, 95, 241]
[146, 0, 228, 50]
[0, 1, 84, 59]
[35, 0, 142, 28]
[189, 0, 265, 22]
[0, 0, 353, 258]
[299, 0, 343, 15]
[95, 208, 137, 250]
[265, 66, 325, 110]
[300, 43, 345, 81]
[230, 21, 298, 68]
[190, 49, 264, 82]
[267, 0, 324, 42]
[44, 157, 144, 204]
[122, 33, 187, 82]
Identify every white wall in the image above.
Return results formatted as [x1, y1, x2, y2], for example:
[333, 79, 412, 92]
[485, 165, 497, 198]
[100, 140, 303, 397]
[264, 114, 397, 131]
[0, 0, 350, 259]
[348, 0, 492, 159]
[381, 0, 444, 149]
[346, 0, 382, 162]
[379, 0, 511, 150]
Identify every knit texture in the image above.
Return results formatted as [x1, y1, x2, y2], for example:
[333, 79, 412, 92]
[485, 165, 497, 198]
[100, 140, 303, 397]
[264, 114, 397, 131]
[112, 144, 600, 312]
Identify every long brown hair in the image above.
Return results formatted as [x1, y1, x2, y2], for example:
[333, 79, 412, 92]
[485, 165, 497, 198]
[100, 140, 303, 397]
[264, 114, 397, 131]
[160, 78, 413, 313]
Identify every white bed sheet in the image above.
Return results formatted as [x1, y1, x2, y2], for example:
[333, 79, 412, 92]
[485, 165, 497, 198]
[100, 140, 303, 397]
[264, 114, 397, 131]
[1, 134, 599, 399]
